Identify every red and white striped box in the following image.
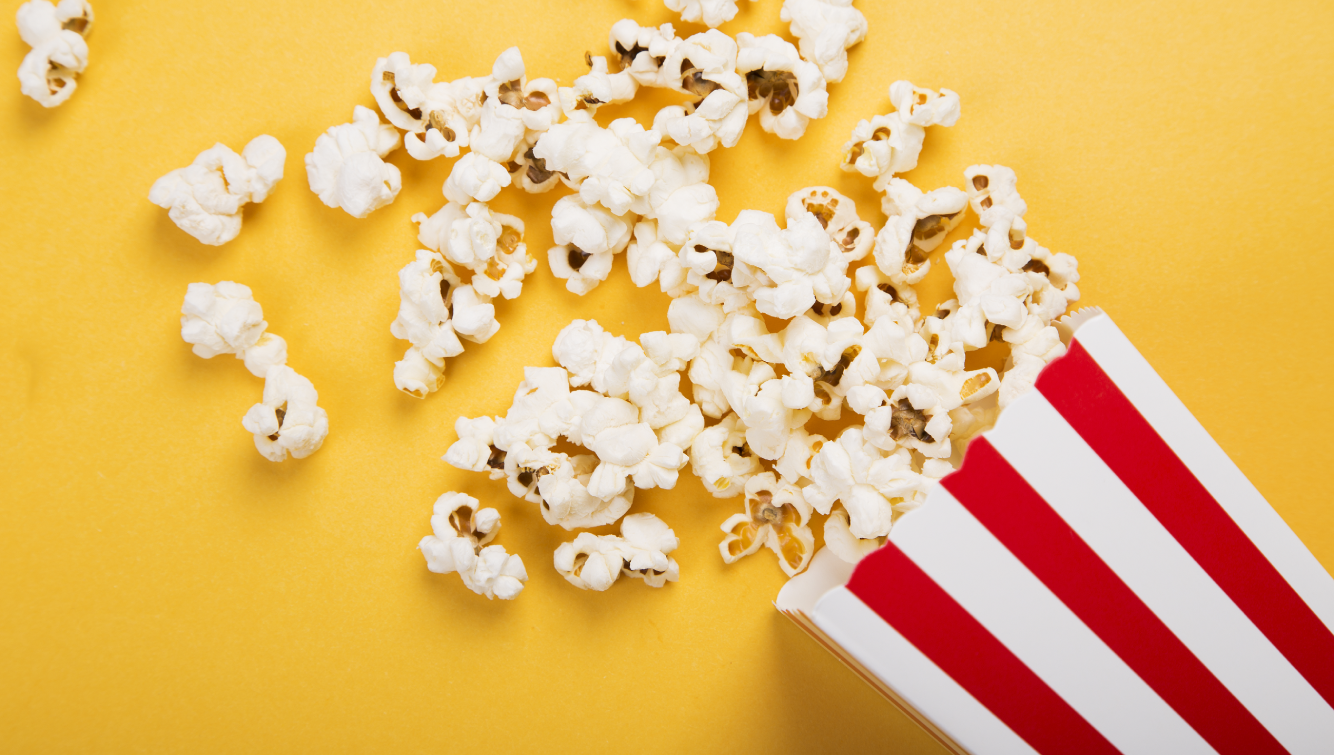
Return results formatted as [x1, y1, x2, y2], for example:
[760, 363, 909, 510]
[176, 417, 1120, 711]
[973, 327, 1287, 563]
[777, 309, 1334, 755]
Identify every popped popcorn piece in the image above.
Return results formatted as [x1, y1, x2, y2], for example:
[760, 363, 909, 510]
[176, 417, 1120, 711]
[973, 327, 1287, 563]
[874, 178, 968, 287]
[16, 0, 92, 107]
[840, 82, 959, 184]
[653, 31, 749, 153]
[780, 0, 867, 84]
[419, 492, 528, 600]
[645, 145, 718, 246]
[553, 513, 679, 590]
[537, 453, 635, 529]
[559, 54, 638, 116]
[803, 426, 929, 539]
[719, 472, 814, 576]
[785, 186, 873, 262]
[305, 105, 402, 218]
[889, 80, 961, 128]
[241, 365, 329, 462]
[689, 412, 761, 496]
[413, 201, 534, 300]
[180, 281, 293, 378]
[390, 250, 464, 398]
[547, 195, 633, 295]
[372, 52, 486, 160]
[665, 0, 744, 28]
[737, 33, 828, 140]
[443, 151, 512, 205]
[149, 136, 286, 246]
[442, 415, 505, 479]
[609, 20, 682, 89]
[476, 48, 562, 161]
[823, 508, 883, 564]
[534, 114, 659, 216]
[731, 210, 849, 319]
[627, 219, 690, 294]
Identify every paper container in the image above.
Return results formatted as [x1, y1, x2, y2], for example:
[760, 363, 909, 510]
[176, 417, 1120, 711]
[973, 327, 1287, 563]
[777, 310, 1334, 755]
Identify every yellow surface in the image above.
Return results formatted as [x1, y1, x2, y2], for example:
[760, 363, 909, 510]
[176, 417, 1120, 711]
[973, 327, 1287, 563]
[3, 0, 1333, 751]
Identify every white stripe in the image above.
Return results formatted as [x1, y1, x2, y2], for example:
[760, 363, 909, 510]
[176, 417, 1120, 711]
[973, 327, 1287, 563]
[990, 392, 1334, 753]
[890, 490, 1216, 755]
[813, 587, 1040, 755]
[1074, 315, 1334, 637]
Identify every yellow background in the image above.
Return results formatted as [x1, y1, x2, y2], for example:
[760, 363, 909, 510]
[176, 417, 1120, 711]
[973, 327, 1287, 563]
[3, 0, 1332, 752]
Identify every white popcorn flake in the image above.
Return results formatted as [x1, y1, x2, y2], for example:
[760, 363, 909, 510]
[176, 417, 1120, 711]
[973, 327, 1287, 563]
[390, 250, 466, 398]
[419, 492, 527, 600]
[413, 201, 534, 300]
[149, 136, 286, 246]
[537, 453, 634, 530]
[534, 114, 659, 216]
[823, 508, 884, 565]
[719, 472, 814, 576]
[840, 113, 923, 181]
[653, 31, 749, 154]
[689, 412, 761, 497]
[627, 219, 690, 294]
[559, 54, 638, 117]
[443, 151, 511, 205]
[16, 0, 92, 108]
[372, 51, 486, 160]
[181, 281, 292, 378]
[780, 0, 867, 84]
[547, 195, 632, 295]
[804, 426, 932, 539]
[737, 33, 828, 140]
[874, 178, 968, 288]
[305, 105, 402, 218]
[554, 513, 679, 591]
[665, 0, 745, 28]
[609, 20, 682, 90]
[242, 365, 329, 462]
[888, 80, 961, 128]
[785, 186, 873, 262]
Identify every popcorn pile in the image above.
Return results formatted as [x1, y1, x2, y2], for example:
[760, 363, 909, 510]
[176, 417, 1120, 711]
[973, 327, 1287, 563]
[427, 4, 1079, 598]
[179, 282, 329, 462]
[16, 0, 92, 108]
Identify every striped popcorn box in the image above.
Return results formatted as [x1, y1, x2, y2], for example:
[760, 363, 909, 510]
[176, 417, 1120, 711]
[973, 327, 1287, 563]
[777, 309, 1334, 755]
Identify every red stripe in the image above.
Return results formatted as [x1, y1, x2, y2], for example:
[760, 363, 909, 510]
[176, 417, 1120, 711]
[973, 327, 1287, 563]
[847, 543, 1121, 755]
[1039, 341, 1334, 710]
[945, 439, 1287, 754]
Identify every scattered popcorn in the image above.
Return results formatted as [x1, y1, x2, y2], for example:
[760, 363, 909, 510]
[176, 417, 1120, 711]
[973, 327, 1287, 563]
[16, 0, 92, 107]
[305, 105, 402, 218]
[780, 0, 867, 84]
[719, 472, 814, 576]
[736, 33, 828, 140]
[241, 365, 329, 462]
[419, 492, 528, 599]
[149, 136, 286, 246]
[554, 513, 679, 591]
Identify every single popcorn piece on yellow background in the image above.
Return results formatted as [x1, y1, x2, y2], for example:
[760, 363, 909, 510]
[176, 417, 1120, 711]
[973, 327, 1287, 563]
[553, 513, 679, 591]
[180, 281, 289, 378]
[779, 0, 866, 84]
[719, 472, 814, 576]
[16, 0, 92, 107]
[305, 105, 402, 218]
[736, 33, 828, 140]
[419, 492, 527, 600]
[241, 365, 329, 462]
[149, 136, 286, 246]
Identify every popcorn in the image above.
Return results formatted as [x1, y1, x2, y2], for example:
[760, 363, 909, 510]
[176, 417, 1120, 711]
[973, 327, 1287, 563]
[149, 136, 286, 246]
[547, 195, 633, 295]
[533, 115, 658, 216]
[888, 80, 961, 128]
[559, 54, 638, 116]
[719, 472, 814, 576]
[874, 178, 968, 288]
[645, 145, 718, 246]
[553, 513, 679, 591]
[731, 210, 849, 319]
[737, 33, 828, 140]
[16, 0, 92, 107]
[803, 426, 928, 539]
[823, 508, 883, 564]
[442, 415, 505, 479]
[372, 52, 485, 160]
[840, 82, 958, 185]
[305, 105, 402, 218]
[241, 365, 329, 462]
[537, 454, 635, 529]
[665, 0, 745, 28]
[413, 201, 534, 300]
[689, 412, 762, 496]
[609, 20, 682, 89]
[180, 281, 293, 378]
[389, 250, 467, 398]
[443, 151, 511, 205]
[419, 492, 528, 600]
[780, 0, 867, 84]
[627, 220, 690, 294]
[653, 31, 749, 153]
[785, 186, 873, 262]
